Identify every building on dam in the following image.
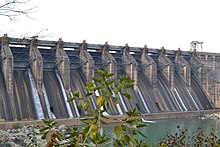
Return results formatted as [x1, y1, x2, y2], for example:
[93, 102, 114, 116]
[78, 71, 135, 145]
[0, 34, 219, 120]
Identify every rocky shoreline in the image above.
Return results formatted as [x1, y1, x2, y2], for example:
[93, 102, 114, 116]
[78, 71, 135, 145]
[200, 112, 220, 120]
[1, 110, 220, 146]
[0, 126, 44, 147]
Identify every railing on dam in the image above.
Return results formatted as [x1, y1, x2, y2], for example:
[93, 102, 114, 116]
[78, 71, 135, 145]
[0, 35, 218, 120]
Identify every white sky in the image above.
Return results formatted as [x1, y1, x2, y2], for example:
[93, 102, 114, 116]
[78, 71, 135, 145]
[1, 0, 220, 53]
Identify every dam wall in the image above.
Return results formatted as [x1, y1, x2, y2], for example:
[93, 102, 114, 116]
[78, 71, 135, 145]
[0, 35, 218, 120]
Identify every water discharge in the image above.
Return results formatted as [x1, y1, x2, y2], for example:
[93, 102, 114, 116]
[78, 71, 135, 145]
[55, 70, 73, 118]
[42, 84, 56, 119]
[116, 104, 123, 115]
[186, 88, 200, 110]
[111, 92, 123, 115]
[69, 90, 80, 117]
[118, 92, 128, 112]
[173, 88, 187, 111]
[137, 88, 150, 113]
[27, 69, 44, 119]
[170, 90, 184, 111]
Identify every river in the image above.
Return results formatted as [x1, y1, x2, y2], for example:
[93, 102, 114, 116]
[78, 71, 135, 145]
[104, 117, 220, 146]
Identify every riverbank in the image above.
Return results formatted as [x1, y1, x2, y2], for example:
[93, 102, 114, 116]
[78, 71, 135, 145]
[0, 109, 219, 130]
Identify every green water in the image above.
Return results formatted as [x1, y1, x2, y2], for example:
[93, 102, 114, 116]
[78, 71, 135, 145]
[141, 118, 220, 146]
[103, 117, 220, 146]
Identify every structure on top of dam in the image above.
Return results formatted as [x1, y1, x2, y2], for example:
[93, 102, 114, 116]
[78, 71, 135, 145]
[0, 34, 219, 120]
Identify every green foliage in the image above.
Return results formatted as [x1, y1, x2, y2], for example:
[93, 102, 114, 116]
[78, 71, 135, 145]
[113, 108, 149, 147]
[35, 69, 147, 146]
[158, 125, 217, 147]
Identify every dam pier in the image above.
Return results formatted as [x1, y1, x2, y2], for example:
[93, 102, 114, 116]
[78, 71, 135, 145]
[0, 34, 219, 121]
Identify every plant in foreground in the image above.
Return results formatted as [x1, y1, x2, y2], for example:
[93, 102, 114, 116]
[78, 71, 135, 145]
[29, 69, 220, 146]
[37, 69, 148, 146]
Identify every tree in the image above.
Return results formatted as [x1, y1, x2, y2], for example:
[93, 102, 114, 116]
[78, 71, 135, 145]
[0, 0, 37, 20]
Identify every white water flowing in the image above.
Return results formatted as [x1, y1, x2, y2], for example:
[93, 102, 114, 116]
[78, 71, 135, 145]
[111, 92, 123, 115]
[94, 89, 109, 116]
[27, 69, 44, 119]
[173, 88, 187, 111]
[170, 90, 184, 111]
[118, 92, 128, 112]
[137, 88, 150, 113]
[69, 89, 80, 117]
[116, 104, 123, 115]
[42, 84, 56, 119]
[90, 97, 97, 109]
[186, 88, 200, 110]
[55, 70, 73, 118]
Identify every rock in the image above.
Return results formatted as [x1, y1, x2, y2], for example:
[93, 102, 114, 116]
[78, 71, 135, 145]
[202, 112, 220, 120]
[0, 125, 45, 146]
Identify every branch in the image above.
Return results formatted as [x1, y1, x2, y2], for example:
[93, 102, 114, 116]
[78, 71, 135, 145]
[0, 0, 38, 20]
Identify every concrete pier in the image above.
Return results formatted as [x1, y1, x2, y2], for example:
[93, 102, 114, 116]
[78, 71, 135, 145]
[29, 38, 43, 96]
[122, 44, 138, 90]
[101, 42, 117, 79]
[190, 49, 203, 84]
[141, 45, 157, 88]
[175, 48, 191, 88]
[29, 38, 48, 118]
[55, 38, 70, 90]
[80, 40, 94, 81]
[158, 47, 174, 88]
[1, 34, 16, 120]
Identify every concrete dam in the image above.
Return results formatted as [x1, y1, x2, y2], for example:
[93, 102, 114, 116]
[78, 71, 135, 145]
[0, 34, 219, 120]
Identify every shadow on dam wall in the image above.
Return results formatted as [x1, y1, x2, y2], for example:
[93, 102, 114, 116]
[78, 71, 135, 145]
[0, 70, 12, 120]
[0, 37, 216, 120]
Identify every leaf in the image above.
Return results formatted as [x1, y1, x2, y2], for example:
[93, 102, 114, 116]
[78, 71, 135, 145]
[123, 135, 131, 145]
[67, 97, 75, 102]
[135, 130, 148, 138]
[93, 109, 98, 114]
[92, 77, 101, 83]
[56, 132, 63, 141]
[73, 91, 79, 97]
[41, 133, 46, 139]
[97, 69, 104, 76]
[46, 131, 52, 142]
[96, 96, 104, 107]
[114, 125, 123, 139]
[86, 82, 94, 87]
[85, 92, 92, 97]
[106, 73, 114, 78]
[122, 92, 131, 99]
[77, 100, 82, 109]
[83, 102, 89, 111]
[39, 126, 49, 132]
[102, 70, 108, 77]
[116, 85, 121, 92]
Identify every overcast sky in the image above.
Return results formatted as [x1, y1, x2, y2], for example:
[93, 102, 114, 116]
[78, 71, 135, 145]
[1, 0, 220, 53]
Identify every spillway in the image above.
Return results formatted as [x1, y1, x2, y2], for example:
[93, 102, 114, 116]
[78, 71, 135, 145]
[191, 75, 214, 109]
[43, 70, 69, 118]
[0, 70, 12, 120]
[0, 36, 217, 120]
[13, 70, 37, 120]
[70, 70, 96, 115]
[137, 73, 160, 113]
[157, 72, 182, 112]
[173, 74, 200, 111]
